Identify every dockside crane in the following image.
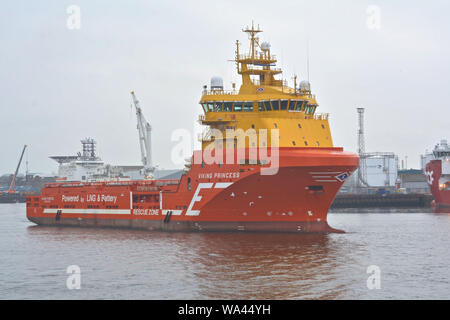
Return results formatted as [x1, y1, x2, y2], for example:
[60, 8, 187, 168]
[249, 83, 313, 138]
[130, 91, 154, 176]
[8, 145, 27, 193]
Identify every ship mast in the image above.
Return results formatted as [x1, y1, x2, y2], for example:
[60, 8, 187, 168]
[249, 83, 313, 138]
[234, 22, 282, 89]
[244, 21, 261, 60]
[130, 91, 154, 176]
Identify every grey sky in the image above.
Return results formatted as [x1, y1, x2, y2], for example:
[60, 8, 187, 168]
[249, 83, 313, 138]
[0, 0, 449, 175]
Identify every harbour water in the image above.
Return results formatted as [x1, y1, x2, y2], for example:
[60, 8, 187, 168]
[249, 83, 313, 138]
[0, 204, 448, 299]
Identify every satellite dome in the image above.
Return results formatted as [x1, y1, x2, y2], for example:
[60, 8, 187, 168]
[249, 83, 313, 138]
[260, 42, 271, 51]
[210, 76, 223, 90]
[299, 80, 311, 91]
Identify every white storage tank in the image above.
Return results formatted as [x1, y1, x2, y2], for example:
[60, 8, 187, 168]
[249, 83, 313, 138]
[364, 153, 398, 187]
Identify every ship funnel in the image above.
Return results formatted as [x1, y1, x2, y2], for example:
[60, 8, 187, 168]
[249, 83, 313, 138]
[211, 76, 224, 90]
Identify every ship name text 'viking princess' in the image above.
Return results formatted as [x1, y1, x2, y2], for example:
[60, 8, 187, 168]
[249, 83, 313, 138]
[27, 23, 359, 233]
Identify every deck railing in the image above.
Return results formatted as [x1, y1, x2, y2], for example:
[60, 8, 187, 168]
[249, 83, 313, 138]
[198, 128, 213, 142]
[314, 113, 329, 120]
[202, 89, 238, 96]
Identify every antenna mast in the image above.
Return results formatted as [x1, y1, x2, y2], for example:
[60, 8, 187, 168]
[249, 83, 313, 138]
[306, 39, 310, 83]
[357, 108, 369, 187]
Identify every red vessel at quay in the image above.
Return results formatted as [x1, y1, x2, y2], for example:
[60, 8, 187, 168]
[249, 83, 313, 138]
[27, 24, 359, 233]
[425, 140, 450, 213]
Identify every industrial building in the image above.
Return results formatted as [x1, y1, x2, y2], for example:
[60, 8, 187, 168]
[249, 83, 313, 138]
[364, 152, 398, 187]
[343, 107, 431, 195]
[397, 169, 429, 194]
[346, 108, 399, 190]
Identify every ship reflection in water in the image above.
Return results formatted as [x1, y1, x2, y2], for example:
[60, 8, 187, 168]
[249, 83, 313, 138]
[1, 204, 449, 299]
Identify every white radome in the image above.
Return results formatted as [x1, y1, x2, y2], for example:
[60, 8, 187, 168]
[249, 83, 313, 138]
[210, 76, 224, 89]
[299, 80, 311, 91]
[260, 42, 271, 51]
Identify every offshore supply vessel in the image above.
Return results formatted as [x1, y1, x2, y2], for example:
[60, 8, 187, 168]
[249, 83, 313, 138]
[27, 24, 359, 233]
[425, 139, 450, 213]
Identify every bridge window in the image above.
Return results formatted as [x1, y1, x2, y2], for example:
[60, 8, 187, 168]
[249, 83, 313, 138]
[207, 102, 214, 112]
[215, 101, 223, 112]
[280, 100, 288, 110]
[201, 103, 208, 113]
[271, 100, 279, 110]
[264, 101, 271, 111]
[243, 102, 253, 112]
[305, 104, 317, 114]
[223, 102, 233, 112]
[289, 100, 297, 110]
[234, 102, 243, 112]
[296, 101, 305, 111]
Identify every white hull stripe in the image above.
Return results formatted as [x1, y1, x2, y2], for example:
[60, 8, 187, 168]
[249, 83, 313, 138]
[43, 208, 131, 215]
[214, 182, 233, 189]
[161, 210, 183, 216]
[130, 192, 133, 209]
[309, 171, 341, 174]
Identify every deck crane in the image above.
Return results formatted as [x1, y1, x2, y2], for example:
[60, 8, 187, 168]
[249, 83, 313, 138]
[8, 145, 27, 193]
[130, 91, 154, 176]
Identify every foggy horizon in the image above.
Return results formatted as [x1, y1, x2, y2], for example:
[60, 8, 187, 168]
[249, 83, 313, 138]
[1, 0, 449, 176]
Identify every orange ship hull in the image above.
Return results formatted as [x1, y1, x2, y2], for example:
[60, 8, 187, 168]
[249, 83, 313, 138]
[426, 159, 450, 214]
[27, 148, 359, 233]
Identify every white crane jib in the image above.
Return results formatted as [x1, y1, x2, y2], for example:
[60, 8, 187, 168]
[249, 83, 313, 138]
[130, 91, 153, 174]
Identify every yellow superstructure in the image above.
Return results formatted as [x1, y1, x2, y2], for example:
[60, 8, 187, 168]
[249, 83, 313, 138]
[199, 23, 333, 150]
